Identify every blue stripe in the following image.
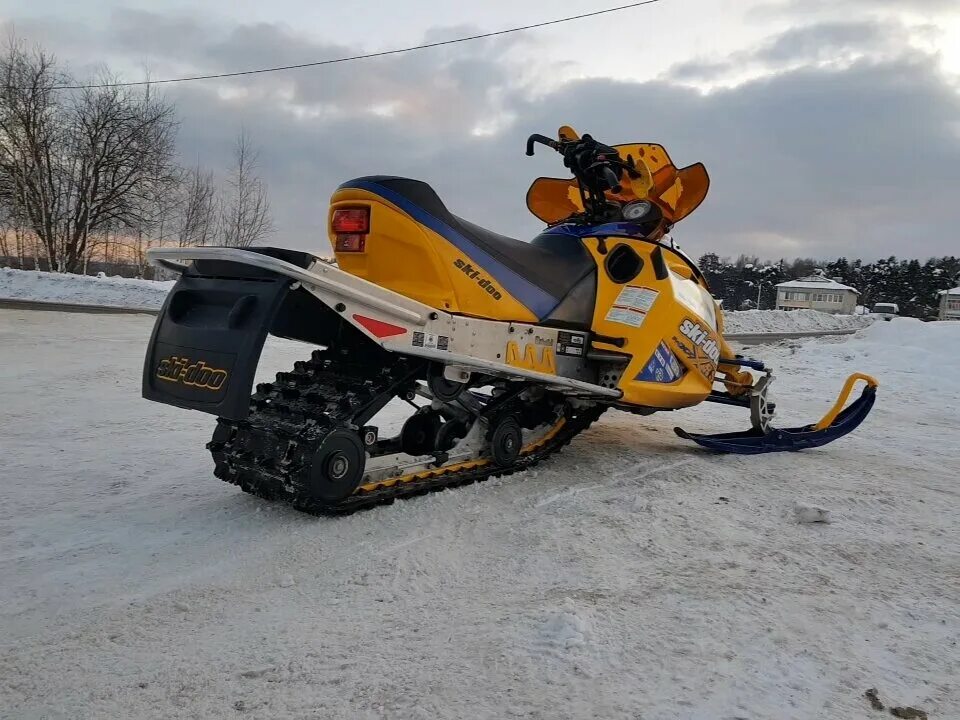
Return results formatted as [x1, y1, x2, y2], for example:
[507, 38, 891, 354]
[343, 179, 558, 319]
[541, 222, 704, 281]
[540, 221, 653, 238]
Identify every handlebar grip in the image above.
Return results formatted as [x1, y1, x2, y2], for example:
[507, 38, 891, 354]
[601, 165, 622, 194]
[526, 133, 558, 156]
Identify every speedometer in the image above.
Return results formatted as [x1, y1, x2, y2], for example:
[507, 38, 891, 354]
[622, 200, 654, 221]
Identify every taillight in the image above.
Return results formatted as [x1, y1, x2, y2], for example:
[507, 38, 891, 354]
[332, 207, 370, 234]
[332, 207, 370, 253]
[335, 234, 366, 252]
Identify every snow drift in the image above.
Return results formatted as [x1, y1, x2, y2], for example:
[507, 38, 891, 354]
[0, 267, 173, 308]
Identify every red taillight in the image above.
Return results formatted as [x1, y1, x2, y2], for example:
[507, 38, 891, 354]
[335, 233, 366, 252]
[332, 207, 370, 234]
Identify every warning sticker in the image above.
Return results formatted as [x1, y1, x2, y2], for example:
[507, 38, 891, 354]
[557, 344, 584, 357]
[615, 286, 659, 313]
[605, 307, 647, 327]
[556, 331, 587, 357]
[412, 332, 449, 351]
[605, 286, 659, 329]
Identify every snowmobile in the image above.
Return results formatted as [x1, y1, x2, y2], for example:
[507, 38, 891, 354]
[142, 126, 878, 514]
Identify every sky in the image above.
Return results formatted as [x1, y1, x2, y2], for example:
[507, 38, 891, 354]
[2, 0, 959, 262]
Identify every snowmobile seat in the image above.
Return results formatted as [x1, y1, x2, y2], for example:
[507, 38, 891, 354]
[339, 176, 597, 325]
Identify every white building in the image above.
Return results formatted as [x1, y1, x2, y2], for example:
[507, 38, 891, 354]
[775, 276, 859, 314]
[939, 287, 960, 321]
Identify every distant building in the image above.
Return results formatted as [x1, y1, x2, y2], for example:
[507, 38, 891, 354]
[775, 276, 859, 314]
[939, 287, 960, 321]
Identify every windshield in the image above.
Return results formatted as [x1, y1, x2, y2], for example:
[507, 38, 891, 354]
[526, 141, 709, 227]
[874, 304, 897, 313]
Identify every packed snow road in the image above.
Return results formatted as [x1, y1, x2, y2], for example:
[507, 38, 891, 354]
[1, 310, 957, 719]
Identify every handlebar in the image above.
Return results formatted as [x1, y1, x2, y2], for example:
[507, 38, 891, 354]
[525, 134, 558, 156]
[526, 131, 625, 207]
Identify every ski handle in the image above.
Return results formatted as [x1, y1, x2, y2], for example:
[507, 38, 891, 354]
[525, 132, 623, 193]
[813, 372, 879, 431]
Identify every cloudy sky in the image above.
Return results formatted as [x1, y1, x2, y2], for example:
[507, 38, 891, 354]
[3, 0, 959, 261]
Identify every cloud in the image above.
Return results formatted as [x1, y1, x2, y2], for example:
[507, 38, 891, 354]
[4, 11, 960, 262]
[174, 47, 960, 261]
[547, 56, 960, 259]
[758, 0, 958, 17]
[755, 21, 898, 63]
[668, 20, 925, 86]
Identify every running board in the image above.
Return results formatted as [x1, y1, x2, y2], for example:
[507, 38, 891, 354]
[147, 247, 621, 400]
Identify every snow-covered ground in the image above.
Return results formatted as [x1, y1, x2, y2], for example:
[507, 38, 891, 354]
[1, 267, 874, 336]
[0, 267, 173, 308]
[1, 310, 956, 719]
[722, 308, 872, 334]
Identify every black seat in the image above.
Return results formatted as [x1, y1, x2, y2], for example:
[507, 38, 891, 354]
[339, 176, 596, 324]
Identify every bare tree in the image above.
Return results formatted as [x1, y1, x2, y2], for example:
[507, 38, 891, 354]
[219, 129, 273, 248]
[65, 75, 180, 271]
[0, 37, 180, 272]
[0, 215, 38, 269]
[176, 164, 217, 247]
[0, 203, 12, 261]
[0, 37, 67, 270]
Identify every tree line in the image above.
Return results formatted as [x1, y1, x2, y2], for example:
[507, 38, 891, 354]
[697, 253, 960, 319]
[0, 36, 272, 275]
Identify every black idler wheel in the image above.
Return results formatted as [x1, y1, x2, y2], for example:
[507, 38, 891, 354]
[400, 410, 442, 455]
[489, 415, 522, 467]
[305, 430, 366, 503]
[427, 363, 467, 402]
[435, 419, 469, 451]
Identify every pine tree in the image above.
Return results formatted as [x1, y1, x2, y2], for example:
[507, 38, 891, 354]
[695, 251, 953, 318]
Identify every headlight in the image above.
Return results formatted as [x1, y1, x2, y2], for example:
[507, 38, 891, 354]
[622, 200, 654, 221]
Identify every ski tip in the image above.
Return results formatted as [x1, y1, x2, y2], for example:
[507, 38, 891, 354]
[674, 427, 693, 440]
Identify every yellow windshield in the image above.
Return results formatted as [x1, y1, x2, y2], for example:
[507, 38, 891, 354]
[525, 135, 710, 229]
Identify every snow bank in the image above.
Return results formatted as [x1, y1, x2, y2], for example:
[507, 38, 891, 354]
[0, 267, 173, 308]
[723, 308, 872, 334]
[818, 316, 960, 376]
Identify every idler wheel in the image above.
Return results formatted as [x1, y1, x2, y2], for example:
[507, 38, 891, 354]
[489, 416, 522, 467]
[306, 430, 366, 503]
[401, 410, 443, 455]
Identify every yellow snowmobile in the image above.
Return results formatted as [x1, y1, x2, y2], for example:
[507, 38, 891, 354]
[142, 127, 877, 514]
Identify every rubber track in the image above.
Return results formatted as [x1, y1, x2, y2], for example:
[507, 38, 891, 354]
[208, 350, 605, 516]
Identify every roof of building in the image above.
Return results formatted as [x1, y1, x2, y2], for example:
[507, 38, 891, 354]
[775, 275, 859, 293]
[937, 286, 960, 296]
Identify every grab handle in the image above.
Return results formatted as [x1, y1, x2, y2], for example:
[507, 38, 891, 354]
[813, 373, 879, 431]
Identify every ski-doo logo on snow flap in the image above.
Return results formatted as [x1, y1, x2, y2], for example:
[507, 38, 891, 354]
[156, 356, 228, 391]
[453, 258, 503, 301]
[677, 319, 720, 364]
